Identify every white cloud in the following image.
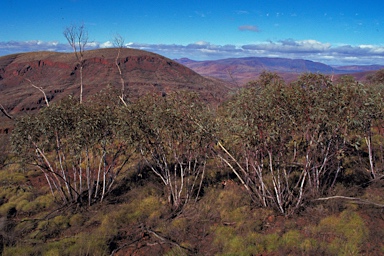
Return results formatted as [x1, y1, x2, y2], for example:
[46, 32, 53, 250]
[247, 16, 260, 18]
[100, 41, 114, 48]
[194, 41, 210, 46]
[242, 39, 331, 53]
[0, 39, 384, 65]
[87, 42, 99, 47]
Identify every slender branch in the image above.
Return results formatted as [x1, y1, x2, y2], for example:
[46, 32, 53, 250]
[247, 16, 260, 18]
[217, 153, 250, 192]
[314, 196, 384, 208]
[0, 103, 13, 119]
[64, 24, 88, 104]
[144, 226, 194, 253]
[114, 34, 126, 103]
[24, 78, 50, 107]
[217, 141, 250, 191]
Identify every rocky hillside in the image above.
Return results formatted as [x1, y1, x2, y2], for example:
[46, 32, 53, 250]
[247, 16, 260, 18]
[0, 48, 232, 132]
[0, 48, 231, 111]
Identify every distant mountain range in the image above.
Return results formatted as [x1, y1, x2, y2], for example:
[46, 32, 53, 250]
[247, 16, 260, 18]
[175, 57, 384, 84]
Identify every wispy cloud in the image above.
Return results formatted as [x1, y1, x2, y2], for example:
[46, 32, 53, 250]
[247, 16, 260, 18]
[235, 10, 249, 15]
[0, 40, 85, 55]
[242, 39, 331, 53]
[238, 25, 259, 32]
[1, 39, 384, 65]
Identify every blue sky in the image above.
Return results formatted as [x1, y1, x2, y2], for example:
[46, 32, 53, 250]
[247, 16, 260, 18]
[1, 0, 383, 65]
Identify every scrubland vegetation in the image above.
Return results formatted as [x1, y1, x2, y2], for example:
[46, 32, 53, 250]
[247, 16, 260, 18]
[0, 70, 384, 255]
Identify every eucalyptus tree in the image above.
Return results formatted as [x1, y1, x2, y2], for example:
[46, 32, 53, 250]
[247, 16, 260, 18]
[218, 71, 384, 215]
[217, 72, 308, 215]
[12, 92, 134, 206]
[335, 75, 384, 180]
[113, 34, 127, 105]
[130, 91, 216, 210]
[63, 24, 88, 104]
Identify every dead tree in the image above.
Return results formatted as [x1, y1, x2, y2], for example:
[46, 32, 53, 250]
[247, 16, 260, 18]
[113, 34, 127, 106]
[63, 24, 88, 104]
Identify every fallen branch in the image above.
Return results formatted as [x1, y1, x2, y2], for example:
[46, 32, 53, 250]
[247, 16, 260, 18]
[144, 226, 194, 253]
[314, 196, 384, 208]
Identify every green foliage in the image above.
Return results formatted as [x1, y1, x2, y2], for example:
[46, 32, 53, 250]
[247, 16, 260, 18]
[213, 209, 368, 256]
[11, 93, 135, 206]
[314, 210, 368, 255]
[3, 245, 38, 256]
[4, 71, 384, 254]
[164, 247, 189, 256]
[131, 91, 216, 209]
[19, 194, 54, 215]
[217, 72, 384, 214]
[3, 233, 108, 256]
[124, 195, 163, 224]
[63, 233, 109, 256]
[69, 213, 86, 227]
[30, 215, 70, 240]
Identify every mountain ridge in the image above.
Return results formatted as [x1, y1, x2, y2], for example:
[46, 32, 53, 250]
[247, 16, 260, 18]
[175, 57, 384, 84]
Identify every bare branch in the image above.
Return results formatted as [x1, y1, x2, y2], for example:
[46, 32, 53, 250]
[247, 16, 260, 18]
[63, 24, 88, 104]
[24, 78, 50, 107]
[0, 103, 13, 120]
[144, 226, 194, 253]
[77, 24, 88, 59]
[113, 33, 125, 48]
[63, 25, 76, 52]
[113, 33, 127, 103]
[314, 196, 384, 208]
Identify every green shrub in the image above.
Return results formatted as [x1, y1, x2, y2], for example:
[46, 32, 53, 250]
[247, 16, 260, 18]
[281, 230, 303, 251]
[3, 245, 37, 256]
[0, 202, 16, 217]
[69, 213, 86, 227]
[126, 195, 163, 223]
[64, 233, 108, 256]
[20, 194, 54, 214]
[263, 233, 280, 253]
[164, 247, 189, 256]
[29, 215, 70, 240]
[314, 210, 369, 255]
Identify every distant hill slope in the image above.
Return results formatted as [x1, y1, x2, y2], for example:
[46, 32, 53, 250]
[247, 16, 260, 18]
[176, 57, 384, 85]
[0, 48, 232, 133]
[333, 65, 384, 73]
[0, 49, 231, 112]
[176, 57, 335, 84]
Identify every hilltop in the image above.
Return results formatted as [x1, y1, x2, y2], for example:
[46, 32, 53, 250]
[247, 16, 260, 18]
[0, 48, 232, 132]
[0, 48, 231, 111]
